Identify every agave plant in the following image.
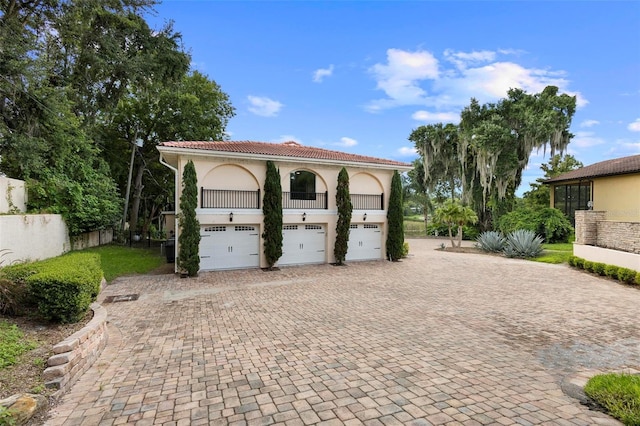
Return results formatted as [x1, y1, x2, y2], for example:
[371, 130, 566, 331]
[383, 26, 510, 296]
[503, 230, 543, 258]
[475, 231, 506, 252]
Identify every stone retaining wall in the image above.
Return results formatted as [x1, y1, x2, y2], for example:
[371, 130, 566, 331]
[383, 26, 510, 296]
[575, 210, 640, 254]
[43, 302, 108, 397]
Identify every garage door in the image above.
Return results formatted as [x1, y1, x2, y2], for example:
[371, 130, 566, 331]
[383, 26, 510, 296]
[279, 224, 326, 266]
[346, 223, 382, 261]
[199, 225, 260, 271]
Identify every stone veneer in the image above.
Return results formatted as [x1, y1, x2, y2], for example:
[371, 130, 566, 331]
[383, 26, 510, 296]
[43, 302, 108, 397]
[575, 210, 640, 254]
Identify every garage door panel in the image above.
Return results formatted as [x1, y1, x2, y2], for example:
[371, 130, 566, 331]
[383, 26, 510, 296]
[279, 224, 326, 266]
[199, 225, 259, 271]
[346, 223, 382, 261]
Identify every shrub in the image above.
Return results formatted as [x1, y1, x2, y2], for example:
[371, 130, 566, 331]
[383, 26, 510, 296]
[334, 167, 352, 265]
[503, 230, 544, 258]
[178, 160, 201, 276]
[574, 257, 585, 269]
[476, 231, 506, 252]
[604, 265, 619, 280]
[497, 207, 573, 243]
[592, 262, 606, 276]
[617, 268, 637, 284]
[401, 242, 410, 258]
[26, 253, 102, 323]
[636, 272, 640, 286]
[386, 171, 404, 261]
[567, 255, 577, 267]
[583, 260, 593, 272]
[0, 279, 27, 316]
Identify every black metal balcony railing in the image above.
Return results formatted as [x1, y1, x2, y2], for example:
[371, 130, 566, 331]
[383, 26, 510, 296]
[283, 191, 328, 209]
[350, 193, 384, 210]
[201, 188, 261, 209]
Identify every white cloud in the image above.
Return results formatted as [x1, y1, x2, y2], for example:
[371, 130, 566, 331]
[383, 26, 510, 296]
[366, 48, 587, 112]
[367, 49, 439, 112]
[336, 137, 358, 147]
[411, 110, 460, 123]
[628, 118, 640, 132]
[444, 49, 496, 70]
[397, 146, 418, 156]
[313, 65, 334, 83]
[572, 131, 605, 148]
[580, 119, 600, 128]
[247, 96, 283, 117]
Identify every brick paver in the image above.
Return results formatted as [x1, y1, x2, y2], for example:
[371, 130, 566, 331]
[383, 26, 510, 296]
[45, 239, 638, 425]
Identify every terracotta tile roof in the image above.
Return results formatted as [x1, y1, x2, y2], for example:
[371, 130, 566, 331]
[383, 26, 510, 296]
[159, 140, 412, 168]
[545, 154, 640, 183]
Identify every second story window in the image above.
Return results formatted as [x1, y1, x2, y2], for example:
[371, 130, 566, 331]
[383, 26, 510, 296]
[290, 170, 316, 200]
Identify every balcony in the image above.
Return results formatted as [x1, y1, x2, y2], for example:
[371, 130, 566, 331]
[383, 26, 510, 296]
[350, 193, 384, 210]
[283, 191, 328, 209]
[201, 189, 261, 209]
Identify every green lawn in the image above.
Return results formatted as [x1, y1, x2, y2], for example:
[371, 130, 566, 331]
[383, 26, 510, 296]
[532, 242, 573, 264]
[83, 245, 165, 282]
[584, 373, 640, 425]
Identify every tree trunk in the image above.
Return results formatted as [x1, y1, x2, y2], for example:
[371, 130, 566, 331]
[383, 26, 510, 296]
[456, 225, 463, 247]
[129, 164, 145, 233]
[448, 226, 455, 248]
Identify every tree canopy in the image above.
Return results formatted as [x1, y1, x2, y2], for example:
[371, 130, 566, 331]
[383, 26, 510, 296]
[410, 86, 577, 230]
[0, 0, 234, 236]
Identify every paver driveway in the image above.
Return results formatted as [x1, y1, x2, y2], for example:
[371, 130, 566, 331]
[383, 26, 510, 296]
[46, 238, 640, 425]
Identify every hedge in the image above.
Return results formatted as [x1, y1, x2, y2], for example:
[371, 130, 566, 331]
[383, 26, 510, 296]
[1, 252, 102, 323]
[568, 256, 640, 287]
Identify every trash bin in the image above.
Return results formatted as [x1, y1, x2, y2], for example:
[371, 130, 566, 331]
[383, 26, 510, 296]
[165, 238, 175, 263]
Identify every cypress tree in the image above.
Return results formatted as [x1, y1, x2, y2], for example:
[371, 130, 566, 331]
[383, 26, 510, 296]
[262, 160, 283, 268]
[386, 170, 404, 261]
[334, 167, 352, 265]
[178, 160, 200, 276]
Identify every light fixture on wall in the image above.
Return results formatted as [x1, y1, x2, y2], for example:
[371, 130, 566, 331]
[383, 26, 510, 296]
[302, 212, 306, 222]
[363, 213, 367, 221]
[229, 212, 233, 222]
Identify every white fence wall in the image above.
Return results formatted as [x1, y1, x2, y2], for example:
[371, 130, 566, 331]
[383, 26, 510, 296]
[0, 176, 27, 213]
[0, 214, 71, 265]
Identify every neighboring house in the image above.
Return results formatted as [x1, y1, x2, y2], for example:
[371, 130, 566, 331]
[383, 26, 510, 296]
[157, 141, 412, 272]
[545, 154, 640, 270]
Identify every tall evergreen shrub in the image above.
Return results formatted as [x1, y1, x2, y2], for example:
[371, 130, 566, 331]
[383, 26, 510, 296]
[178, 160, 200, 276]
[386, 170, 404, 261]
[262, 161, 283, 268]
[334, 167, 352, 265]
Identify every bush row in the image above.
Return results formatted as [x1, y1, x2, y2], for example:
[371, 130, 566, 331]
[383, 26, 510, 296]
[568, 256, 640, 286]
[497, 207, 573, 243]
[0, 253, 103, 323]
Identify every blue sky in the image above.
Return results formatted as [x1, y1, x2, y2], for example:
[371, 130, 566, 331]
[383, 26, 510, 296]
[147, 1, 640, 195]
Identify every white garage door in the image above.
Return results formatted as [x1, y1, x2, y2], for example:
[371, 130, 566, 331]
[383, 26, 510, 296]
[199, 225, 260, 271]
[279, 224, 326, 266]
[346, 223, 382, 261]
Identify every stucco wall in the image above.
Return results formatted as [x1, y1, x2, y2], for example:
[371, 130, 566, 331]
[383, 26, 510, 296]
[0, 177, 26, 213]
[593, 174, 640, 221]
[573, 244, 640, 271]
[171, 154, 399, 269]
[0, 215, 71, 264]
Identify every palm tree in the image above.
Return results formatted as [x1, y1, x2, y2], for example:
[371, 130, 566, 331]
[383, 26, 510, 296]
[433, 200, 478, 247]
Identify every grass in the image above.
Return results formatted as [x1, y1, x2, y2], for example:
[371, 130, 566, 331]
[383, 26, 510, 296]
[532, 242, 573, 264]
[83, 245, 165, 282]
[0, 320, 36, 370]
[584, 373, 640, 425]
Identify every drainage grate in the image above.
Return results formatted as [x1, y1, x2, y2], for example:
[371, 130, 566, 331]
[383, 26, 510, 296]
[103, 294, 139, 303]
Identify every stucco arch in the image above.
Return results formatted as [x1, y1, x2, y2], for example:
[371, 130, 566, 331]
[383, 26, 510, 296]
[286, 167, 328, 192]
[350, 172, 383, 194]
[202, 164, 259, 190]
